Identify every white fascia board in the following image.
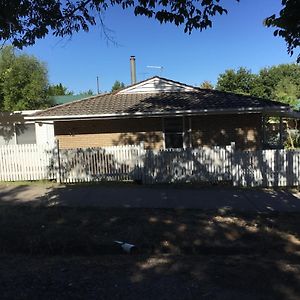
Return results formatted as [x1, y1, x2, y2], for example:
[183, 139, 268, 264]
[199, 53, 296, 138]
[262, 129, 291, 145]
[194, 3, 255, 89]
[25, 106, 290, 122]
[13, 110, 41, 115]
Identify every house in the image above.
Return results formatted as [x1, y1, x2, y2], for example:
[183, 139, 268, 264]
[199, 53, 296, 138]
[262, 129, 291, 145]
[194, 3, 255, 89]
[0, 95, 92, 147]
[0, 110, 54, 146]
[27, 76, 299, 151]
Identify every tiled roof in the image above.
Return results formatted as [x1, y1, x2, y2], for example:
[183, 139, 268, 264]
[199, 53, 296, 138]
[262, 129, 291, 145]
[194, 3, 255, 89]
[33, 89, 289, 119]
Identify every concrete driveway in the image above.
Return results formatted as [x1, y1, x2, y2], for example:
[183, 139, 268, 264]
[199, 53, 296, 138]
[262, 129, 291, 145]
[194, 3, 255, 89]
[1, 183, 300, 212]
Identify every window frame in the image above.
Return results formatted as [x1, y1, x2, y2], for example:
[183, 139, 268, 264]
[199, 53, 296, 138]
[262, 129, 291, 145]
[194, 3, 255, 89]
[15, 122, 37, 145]
[163, 116, 191, 149]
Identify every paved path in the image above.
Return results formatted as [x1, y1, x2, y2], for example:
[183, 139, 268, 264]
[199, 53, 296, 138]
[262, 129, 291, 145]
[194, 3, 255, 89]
[0, 183, 300, 212]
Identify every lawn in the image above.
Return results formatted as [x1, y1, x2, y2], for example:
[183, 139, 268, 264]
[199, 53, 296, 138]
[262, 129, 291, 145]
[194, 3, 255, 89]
[0, 206, 300, 299]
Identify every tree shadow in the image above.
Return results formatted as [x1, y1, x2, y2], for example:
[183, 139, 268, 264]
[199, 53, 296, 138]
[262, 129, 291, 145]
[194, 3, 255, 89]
[47, 145, 234, 185]
[0, 195, 299, 299]
[49, 147, 144, 183]
[112, 132, 163, 149]
[0, 112, 26, 144]
[233, 148, 298, 188]
[46, 142, 300, 189]
[141, 147, 233, 184]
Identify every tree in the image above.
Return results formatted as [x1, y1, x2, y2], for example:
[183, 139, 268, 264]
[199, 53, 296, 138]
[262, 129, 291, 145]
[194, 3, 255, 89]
[274, 78, 298, 108]
[111, 80, 125, 92]
[254, 64, 300, 100]
[0, 46, 51, 111]
[274, 78, 299, 149]
[264, 0, 300, 62]
[216, 64, 300, 102]
[199, 81, 214, 89]
[0, 1, 298, 61]
[78, 89, 94, 96]
[216, 63, 300, 149]
[48, 83, 73, 96]
[216, 67, 258, 95]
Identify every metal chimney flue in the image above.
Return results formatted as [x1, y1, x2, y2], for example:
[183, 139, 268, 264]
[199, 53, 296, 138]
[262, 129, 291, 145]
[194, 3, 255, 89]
[130, 56, 136, 85]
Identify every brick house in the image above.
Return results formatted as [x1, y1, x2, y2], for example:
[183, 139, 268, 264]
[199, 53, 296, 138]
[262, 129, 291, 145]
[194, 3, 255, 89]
[28, 76, 296, 150]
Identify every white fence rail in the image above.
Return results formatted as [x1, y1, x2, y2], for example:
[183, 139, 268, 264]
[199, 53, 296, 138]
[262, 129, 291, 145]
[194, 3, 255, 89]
[0, 143, 300, 187]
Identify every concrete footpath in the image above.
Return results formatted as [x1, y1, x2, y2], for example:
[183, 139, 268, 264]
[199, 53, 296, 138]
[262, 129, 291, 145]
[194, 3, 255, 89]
[0, 183, 300, 212]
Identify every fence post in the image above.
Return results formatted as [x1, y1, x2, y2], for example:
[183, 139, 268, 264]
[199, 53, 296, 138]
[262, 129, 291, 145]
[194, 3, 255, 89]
[230, 142, 238, 186]
[139, 143, 145, 183]
[55, 139, 62, 184]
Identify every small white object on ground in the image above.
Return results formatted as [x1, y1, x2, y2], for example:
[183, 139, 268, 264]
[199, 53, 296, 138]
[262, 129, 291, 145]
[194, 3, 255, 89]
[114, 241, 137, 253]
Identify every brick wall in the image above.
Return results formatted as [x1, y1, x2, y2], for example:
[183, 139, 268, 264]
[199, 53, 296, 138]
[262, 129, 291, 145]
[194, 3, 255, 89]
[54, 114, 262, 150]
[191, 114, 262, 150]
[55, 118, 164, 149]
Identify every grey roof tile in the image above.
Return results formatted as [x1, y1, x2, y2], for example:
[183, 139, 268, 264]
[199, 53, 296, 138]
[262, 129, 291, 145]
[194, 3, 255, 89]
[34, 90, 289, 118]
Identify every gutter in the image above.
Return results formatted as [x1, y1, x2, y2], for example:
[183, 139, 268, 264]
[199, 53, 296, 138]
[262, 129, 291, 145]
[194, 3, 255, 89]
[25, 106, 291, 122]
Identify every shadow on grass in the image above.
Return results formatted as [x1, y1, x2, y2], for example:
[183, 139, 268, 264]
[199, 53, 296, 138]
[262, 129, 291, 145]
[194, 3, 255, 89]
[0, 185, 300, 299]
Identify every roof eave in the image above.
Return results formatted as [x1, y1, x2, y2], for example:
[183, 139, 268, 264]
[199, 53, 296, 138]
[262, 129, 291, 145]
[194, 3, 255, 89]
[25, 106, 290, 122]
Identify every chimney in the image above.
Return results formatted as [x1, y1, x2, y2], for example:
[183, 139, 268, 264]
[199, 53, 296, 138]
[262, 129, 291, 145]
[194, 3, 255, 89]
[130, 56, 136, 85]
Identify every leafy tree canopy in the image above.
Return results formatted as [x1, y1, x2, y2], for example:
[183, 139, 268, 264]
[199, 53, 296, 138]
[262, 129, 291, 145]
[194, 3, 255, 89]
[0, 46, 52, 111]
[216, 67, 257, 95]
[111, 80, 125, 92]
[216, 63, 300, 108]
[0, 1, 299, 61]
[255, 64, 300, 101]
[274, 77, 298, 108]
[264, 0, 300, 62]
[199, 80, 214, 89]
[48, 83, 73, 96]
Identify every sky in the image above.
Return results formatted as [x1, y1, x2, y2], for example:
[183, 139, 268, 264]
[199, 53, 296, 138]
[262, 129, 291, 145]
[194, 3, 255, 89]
[21, 0, 296, 94]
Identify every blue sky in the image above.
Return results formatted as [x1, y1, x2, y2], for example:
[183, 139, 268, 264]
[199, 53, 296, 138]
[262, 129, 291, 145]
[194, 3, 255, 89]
[22, 0, 296, 94]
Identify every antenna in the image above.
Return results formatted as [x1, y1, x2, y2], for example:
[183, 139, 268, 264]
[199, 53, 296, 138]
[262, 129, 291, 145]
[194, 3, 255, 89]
[96, 76, 100, 94]
[146, 65, 164, 75]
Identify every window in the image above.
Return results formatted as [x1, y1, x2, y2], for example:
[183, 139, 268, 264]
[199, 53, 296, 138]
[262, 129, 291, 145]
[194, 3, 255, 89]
[164, 117, 184, 148]
[16, 123, 36, 144]
[0, 125, 15, 145]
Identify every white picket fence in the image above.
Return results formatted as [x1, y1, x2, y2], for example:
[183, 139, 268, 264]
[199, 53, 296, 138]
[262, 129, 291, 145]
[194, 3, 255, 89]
[58, 145, 145, 183]
[0, 143, 300, 187]
[141, 146, 233, 184]
[232, 149, 300, 187]
[0, 144, 56, 181]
